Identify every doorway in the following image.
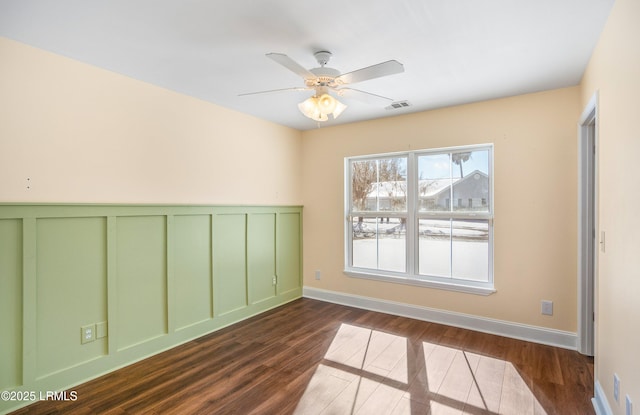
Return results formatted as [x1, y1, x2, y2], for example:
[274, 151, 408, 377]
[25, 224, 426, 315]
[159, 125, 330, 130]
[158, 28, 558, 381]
[577, 93, 597, 356]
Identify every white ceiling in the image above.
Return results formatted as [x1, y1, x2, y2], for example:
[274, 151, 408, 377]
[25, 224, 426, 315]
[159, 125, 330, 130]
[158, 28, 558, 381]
[0, 0, 614, 131]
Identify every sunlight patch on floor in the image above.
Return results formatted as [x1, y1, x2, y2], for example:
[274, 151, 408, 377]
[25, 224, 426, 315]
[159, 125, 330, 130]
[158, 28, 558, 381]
[293, 323, 547, 415]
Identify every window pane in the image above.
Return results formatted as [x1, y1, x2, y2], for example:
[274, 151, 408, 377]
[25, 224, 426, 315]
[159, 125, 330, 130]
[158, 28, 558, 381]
[351, 158, 407, 212]
[418, 219, 451, 277]
[378, 217, 406, 272]
[352, 217, 406, 272]
[378, 158, 407, 212]
[451, 220, 489, 281]
[351, 160, 377, 212]
[352, 217, 377, 268]
[452, 150, 490, 212]
[418, 154, 452, 212]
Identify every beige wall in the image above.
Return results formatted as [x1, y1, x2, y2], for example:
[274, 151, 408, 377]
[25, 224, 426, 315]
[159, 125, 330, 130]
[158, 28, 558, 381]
[580, 0, 640, 410]
[0, 37, 303, 205]
[302, 86, 581, 332]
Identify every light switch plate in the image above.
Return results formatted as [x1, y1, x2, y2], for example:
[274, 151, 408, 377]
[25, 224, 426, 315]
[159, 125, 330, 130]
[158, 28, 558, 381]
[96, 321, 108, 339]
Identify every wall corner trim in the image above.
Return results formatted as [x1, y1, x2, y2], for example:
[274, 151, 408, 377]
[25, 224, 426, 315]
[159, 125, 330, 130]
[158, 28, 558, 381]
[592, 380, 613, 415]
[303, 286, 577, 350]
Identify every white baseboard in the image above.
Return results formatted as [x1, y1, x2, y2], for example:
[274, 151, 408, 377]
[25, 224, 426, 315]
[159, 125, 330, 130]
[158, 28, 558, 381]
[303, 287, 577, 350]
[592, 380, 613, 415]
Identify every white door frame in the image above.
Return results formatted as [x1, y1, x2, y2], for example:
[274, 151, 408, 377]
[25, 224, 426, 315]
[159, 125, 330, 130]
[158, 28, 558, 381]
[577, 92, 598, 356]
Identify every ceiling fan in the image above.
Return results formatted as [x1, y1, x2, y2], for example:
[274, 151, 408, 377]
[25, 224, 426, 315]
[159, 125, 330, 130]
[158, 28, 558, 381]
[240, 51, 404, 122]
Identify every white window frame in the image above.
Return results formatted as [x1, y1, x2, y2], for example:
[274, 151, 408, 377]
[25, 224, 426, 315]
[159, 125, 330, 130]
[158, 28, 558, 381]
[344, 144, 495, 295]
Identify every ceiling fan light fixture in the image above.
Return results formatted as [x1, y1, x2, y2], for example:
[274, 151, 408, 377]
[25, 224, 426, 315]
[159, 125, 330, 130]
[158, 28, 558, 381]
[298, 96, 327, 121]
[314, 112, 329, 122]
[298, 96, 317, 116]
[332, 100, 347, 119]
[298, 93, 347, 122]
[317, 93, 337, 114]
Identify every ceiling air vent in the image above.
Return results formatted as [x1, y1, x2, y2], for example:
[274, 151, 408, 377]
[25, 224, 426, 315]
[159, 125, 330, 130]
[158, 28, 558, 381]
[386, 100, 411, 110]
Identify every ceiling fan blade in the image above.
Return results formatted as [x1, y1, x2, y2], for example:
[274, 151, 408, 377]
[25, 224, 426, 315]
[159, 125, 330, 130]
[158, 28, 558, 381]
[238, 86, 310, 97]
[337, 88, 394, 106]
[266, 53, 317, 80]
[335, 60, 404, 85]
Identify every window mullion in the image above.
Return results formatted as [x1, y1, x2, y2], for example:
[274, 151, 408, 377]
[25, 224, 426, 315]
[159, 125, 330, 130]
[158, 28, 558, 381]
[376, 219, 380, 270]
[449, 218, 453, 279]
[449, 152, 454, 212]
[406, 153, 416, 275]
[375, 159, 380, 212]
[449, 153, 454, 278]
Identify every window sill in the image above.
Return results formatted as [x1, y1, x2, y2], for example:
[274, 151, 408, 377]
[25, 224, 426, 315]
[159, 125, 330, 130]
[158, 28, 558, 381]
[344, 269, 496, 296]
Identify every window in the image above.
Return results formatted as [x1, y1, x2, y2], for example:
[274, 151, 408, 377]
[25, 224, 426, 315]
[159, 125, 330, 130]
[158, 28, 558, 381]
[345, 144, 494, 294]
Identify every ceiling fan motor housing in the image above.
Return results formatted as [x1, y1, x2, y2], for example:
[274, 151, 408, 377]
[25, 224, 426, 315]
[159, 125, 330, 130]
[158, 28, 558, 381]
[314, 50, 332, 66]
[306, 51, 340, 87]
[307, 67, 340, 88]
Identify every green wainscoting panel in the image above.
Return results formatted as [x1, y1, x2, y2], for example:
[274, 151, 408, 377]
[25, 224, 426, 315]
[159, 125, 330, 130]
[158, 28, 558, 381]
[277, 212, 302, 296]
[173, 215, 212, 330]
[116, 216, 167, 350]
[212, 214, 248, 315]
[247, 213, 277, 305]
[35, 218, 108, 378]
[0, 204, 301, 415]
[0, 219, 23, 390]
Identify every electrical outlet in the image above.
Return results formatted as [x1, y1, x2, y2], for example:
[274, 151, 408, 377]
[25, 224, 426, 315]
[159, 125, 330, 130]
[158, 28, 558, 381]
[81, 324, 96, 344]
[614, 373, 620, 403]
[541, 300, 553, 316]
[315, 270, 321, 280]
[272, 276, 277, 286]
[627, 395, 633, 415]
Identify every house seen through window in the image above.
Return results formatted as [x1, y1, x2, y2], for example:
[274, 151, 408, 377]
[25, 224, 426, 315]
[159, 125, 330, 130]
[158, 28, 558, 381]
[345, 144, 494, 294]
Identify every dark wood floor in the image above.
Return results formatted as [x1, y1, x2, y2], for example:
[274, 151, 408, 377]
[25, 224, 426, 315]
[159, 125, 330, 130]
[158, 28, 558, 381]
[12, 298, 594, 415]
